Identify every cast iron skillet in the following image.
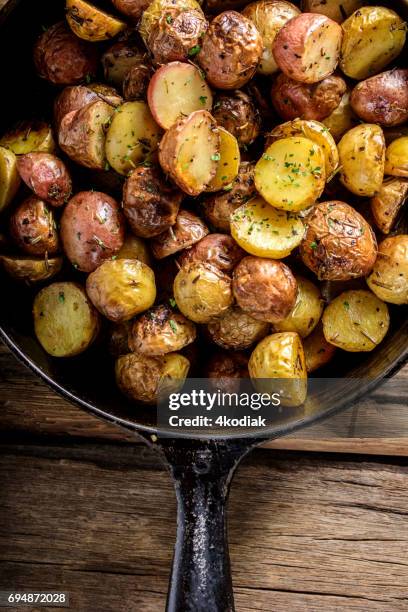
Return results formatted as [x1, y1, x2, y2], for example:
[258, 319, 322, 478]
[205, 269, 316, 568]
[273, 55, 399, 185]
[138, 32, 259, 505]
[0, 1, 407, 609]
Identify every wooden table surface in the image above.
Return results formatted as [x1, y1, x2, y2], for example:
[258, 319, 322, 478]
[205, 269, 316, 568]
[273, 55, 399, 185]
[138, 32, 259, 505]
[1, 343, 408, 611]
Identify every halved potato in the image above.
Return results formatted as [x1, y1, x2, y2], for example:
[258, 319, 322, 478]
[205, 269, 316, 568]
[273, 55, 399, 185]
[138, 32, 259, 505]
[322, 91, 358, 143]
[66, 0, 126, 41]
[0, 146, 20, 213]
[255, 137, 326, 212]
[159, 110, 220, 196]
[207, 127, 240, 192]
[301, 0, 367, 23]
[338, 124, 385, 196]
[0, 120, 55, 155]
[366, 235, 408, 305]
[147, 62, 213, 130]
[230, 196, 304, 259]
[274, 276, 324, 338]
[322, 289, 390, 352]
[33, 282, 100, 357]
[303, 321, 336, 373]
[0, 254, 63, 283]
[384, 137, 408, 178]
[106, 101, 162, 176]
[370, 178, 408, 235]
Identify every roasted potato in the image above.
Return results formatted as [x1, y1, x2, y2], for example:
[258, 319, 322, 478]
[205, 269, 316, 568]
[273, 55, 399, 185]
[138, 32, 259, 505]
[151, 209, 208, 259]
[249, 332, 307, 407]
[33, 282, 100, 357]
[207, 305, 269, 350]
[106, 101, 162, 175]
[266, 118, 339, 178]
[274, 276, 324, 337]
[17, 153, 72, 207]
[384, 137, 408, 178]
[102, 41, 150, 89]
[54, 83, 123, 129]
[255, 136, 326, 212]
[60, 191, 125, 272]
[0, 147, 20, 213]
[86, 259, 156, 322]
[272, 13, 342, 84]
[112, 0, 152, 20]
[0, 120, 55, 155]
[270, 73, 347, 122]
[34, 22, 99, 85]
[303, 321, 336, 373]
[66, 0, 126, 41]
[206, 350, 249, 394]
[0, 254, 63, 284]
[197, 11, 263, 90]
[206, 128, 240, 192]
[201, 161, 256, 232]
[173, 261, 233, 323]
[340, 6, 407, 80]
[301, 0, 367, 23]
[230, 197, 304, 259]
[367, 235, 408, 305]
[242, 0, 300, 75]
[10, 197, 59, 257]
[108, 320, 132, 357]
[322, 289, 390, 352]
[177, 233, 244, 273]
[370, 178, 408, 235]
[322, 90, 358, 143]
[123, 62, 154, 101]
[123, 166, 183, 238]
[158, 110, 220, 196]
[212, 91, 261, 147]
[116, 234, 152, 266]
[59, 101, 114, 170]
[350, 69, 408, 128]
[115, 352, 190, 403]
[147, 62, 212, 130]
[129, 304, 196, 355]
[140, 0, 203, 45]
[300, 201, 377, 281]
[338, 124, 385, 196]
[233, 256, 297, 323]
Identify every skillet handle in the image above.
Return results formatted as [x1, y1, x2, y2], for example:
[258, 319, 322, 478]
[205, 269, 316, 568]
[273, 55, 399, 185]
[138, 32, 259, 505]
[160, 438, 256, 612]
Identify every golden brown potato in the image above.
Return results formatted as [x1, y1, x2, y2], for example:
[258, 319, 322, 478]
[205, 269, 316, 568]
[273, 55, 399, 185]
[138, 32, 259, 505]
[60, 191, 125, 273]
[207, 305, 269, 350]
[123, 62, 154, 101]
[272, 13, 342, 84]
[384, 137, 408, 178]
[108, 320, 132, 357]
[197, 11, 263, 90]
[33, 282, 100, 357]
[173, 261, 233, 323]
[0, 147, 20, 214]
[0, 120, 55, 155]
[300, 201, 377, 281]
[66, 0, 126, 41]
[112, 0, 152, 20]
[33, 22, 99, 85]
[123, 166, 183, 238]
[54, 83, 122, 129]
[115, 352, 190, 403]
[270, 73, 347, 122]
[212, 91, 261, 146]
[370, 178, 408, 235]
[350, 69, 408, 128]
[206, 350, 249, 393]
[129, 304, 196, 355]
[322, 289, 390, 352]
[274, 276, 324, 338]
[301, 0, 367, 23]
[366, 235, 408, 305]
[10, 196, 59, 257]
[17, 153, 72, 207]
[140, 0, 203, 44]
[0, 254, 63, 284]
[338, 124, 385, 196]
[151, 210, 208, 259]
[102, 41, 150, 89]
[322, 90, 358, 143]
[233, 256, 297, 323]
[86, 259, 156, 322]
[177, 233, 244, 273]
[303, 321, 336, 373]
[116, 234, 152, 266]
[206, 127, 240, 192]
[249, 332, 307, 407]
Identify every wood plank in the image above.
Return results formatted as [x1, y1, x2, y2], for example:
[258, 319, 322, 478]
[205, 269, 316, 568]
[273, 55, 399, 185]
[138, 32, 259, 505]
[0, 443, 407, 611]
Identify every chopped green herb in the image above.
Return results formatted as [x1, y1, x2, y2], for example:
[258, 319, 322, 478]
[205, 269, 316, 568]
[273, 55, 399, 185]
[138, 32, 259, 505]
[211, 153, 221, 161]
[188, 45, 201, 57]
[343, 301, 350, 311]
[169, 297, 177, 308]
[310, 241, 318, 250]
[58, 292, 65, 303]
[199, 95, 207, 105]
[169, 319, 178, 333]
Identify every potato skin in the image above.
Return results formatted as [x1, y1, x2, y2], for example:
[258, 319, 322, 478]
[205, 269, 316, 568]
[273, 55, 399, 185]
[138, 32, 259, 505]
[303, 321, 336, 373]
[129, 304, 196, 355]
[300, 201, 377, 281]
[102, 41, 149, 89]
[151, 210, 209, 259]
[0, 146, 20, 213]
[108, 320, 132, 357]
[206, 350, 249, 393]
[123, 166, 183, 238]
[367, 235, 408, 305]
[116, 234, 152, 266]
[212, 91, 261, 146]
[34, 22, 99, 86]
[274, 276, 324, 338]
[60, 191, 125, 273]
[112, 0, 152, 20]
[0, 254, 63, 284]
[232, 256, 297, 323]
[271, 73, 346, 122]
[207, 305, 269, 350]
[350, 69, 408, 128]
[198, 11, 263, 90]
[17, 153, 72, 207]
[54, 84, 122, 129]
[177, 234, 244, 273]
[322, 90, 358, 143]
[66, 0, 126, 42]
[147, 8, 208, 64]
[0, 121, 56, 156]
[301, 0, 367, 23]
[123, 62, 154, 101]
[10, 196, 59, 257]
[370, 178, 408, 235]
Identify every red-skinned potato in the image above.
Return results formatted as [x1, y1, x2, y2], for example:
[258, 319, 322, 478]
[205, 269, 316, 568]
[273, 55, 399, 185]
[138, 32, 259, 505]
[151, 209, 209, 259]
[34, 22, 99, 86]
[17, 153, 72, 207]
[54, 84, 122, 129]
[206, 350, 249, 394]
[272, 13, 343, 84]
[350, 69, 408, 128]
[123, 62, 154, 101]
[177, 234, 245, 273]
[9, 196, 59, 256]
[112, 0, 152, 20]
[212, 91, 261, 146]
[271, 73, 346, 122]
[60, 191, 125, 272]
[102, 41, 150, 89]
